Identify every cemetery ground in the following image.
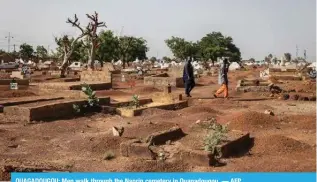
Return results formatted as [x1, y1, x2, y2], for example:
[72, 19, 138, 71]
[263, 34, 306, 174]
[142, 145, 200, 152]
[0, 68, 316, 179]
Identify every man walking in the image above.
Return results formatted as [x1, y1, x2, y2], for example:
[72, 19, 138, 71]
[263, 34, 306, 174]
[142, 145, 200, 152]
[214, 58, 229, 98]
[183, 57, 195, 97]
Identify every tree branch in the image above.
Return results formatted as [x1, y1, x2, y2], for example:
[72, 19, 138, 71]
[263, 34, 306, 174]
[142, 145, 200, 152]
[66, 34, 85, 58]
[66, 14, 85, 34]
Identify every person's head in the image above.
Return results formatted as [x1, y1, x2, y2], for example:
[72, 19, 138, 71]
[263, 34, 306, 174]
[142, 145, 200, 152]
[223, 58, 228, 64]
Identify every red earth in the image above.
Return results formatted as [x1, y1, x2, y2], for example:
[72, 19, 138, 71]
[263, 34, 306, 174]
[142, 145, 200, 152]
[0, 68, 316, 179]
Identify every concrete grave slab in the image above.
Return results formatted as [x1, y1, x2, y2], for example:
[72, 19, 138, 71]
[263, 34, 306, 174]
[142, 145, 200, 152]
[0, 79, 29, 86]
[116, 100, 188, 117]
[3, 97, 110, 122]
[35, 81, 112, 91]
[146, 127, 186, 145]
[236, 79, 271, 92]
[0, 96, 65, 111]
[144, 73, 184, 88]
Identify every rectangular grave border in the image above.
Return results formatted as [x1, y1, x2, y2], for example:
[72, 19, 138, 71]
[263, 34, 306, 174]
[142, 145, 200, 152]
[0, 97, 65, 113]
[3, 97, 110, 122]
[0, 79, 30, 85]
[120, 127, 186, 160]
[236, 80, 271, 92]
[116, 100, 188, 117]
[269, 75, 302, 81]
[144, 75, 184, 88]
[36, 82, 112, 91]
[119, 127, 252, 167]
[110, 98, 153, 108]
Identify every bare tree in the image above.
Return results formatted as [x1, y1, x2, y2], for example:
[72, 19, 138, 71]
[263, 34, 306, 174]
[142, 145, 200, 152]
[65, 12, 106, 70]
[85, 12, 106, 69]
[55, 14, 88, 77]
[55, 35, 84, 77]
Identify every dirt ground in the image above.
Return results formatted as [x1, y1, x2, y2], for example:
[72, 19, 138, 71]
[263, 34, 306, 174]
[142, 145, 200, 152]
[0, 68, 316, 179]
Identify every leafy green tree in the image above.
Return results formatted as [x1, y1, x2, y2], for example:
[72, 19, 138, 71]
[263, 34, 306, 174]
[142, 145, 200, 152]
[264, 56, 271, 64]
[36, 46, 48, 59]
[149, 57, 157, 63]
[165, 36, 199, 60]
[11, 51, 19, 58]
[117, 36, 148, 68]
[96, 30, 120, 63]
[0, 49, 5, 55]
[131, 37, 148, 61]
[199, 32, 241, 65]
[249, 58, 255, 63]
[54, 36, 87, 63]
[284, 53, 291, 62]
[19, 43, 34, 60]
[162, 56, 172, 63]
[268, 54, 273, 59]
[55, 35, 87, 77]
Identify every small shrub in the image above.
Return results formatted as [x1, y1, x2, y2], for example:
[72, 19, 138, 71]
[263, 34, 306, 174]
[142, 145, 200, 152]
[73, 104, 81, 113]
[81, 83, 99, 107]
[73, 83, 100, 113]
[103, 150, 115, 160]
[198, 118, 218, 129]
[128, 95, 140, 109]
[203, 122, 228, 158]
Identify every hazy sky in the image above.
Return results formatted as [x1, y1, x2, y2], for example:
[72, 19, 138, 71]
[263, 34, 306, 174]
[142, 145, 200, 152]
[0, 0, 316, 61]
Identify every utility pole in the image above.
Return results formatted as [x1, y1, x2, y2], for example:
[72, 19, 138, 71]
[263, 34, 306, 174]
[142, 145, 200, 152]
[304, 49, 307, 60]
[296, 45, 299, 58]
[5, 32, 14, 53]
[13, 44, 16, 52]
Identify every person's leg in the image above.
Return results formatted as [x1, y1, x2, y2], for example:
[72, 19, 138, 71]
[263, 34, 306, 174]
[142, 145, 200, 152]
[188, 81, 195, 93]
[185, 81, 190, 96]
[215, 84, 225, 97]
[224, 84, 228, 98]
[187, 81, 194, 97]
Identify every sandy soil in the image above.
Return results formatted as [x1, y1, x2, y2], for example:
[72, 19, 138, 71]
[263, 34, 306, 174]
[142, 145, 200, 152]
[0, 69, 316, 179]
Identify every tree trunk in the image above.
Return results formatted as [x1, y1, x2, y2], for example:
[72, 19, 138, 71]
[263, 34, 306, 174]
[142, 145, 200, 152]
[60, 56, 69, 78]
[123, 60, 126, 69]
[121, 55, 126, 69]
[88, 45, 96, 70]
